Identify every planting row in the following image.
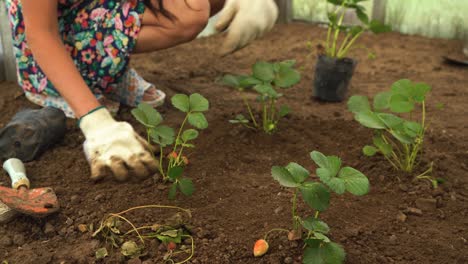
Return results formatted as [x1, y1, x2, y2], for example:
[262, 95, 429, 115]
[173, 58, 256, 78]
[127, 73, 436, 263]
[93, 1, 439, 262]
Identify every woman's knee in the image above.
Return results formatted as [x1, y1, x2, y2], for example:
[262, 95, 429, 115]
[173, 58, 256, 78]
[175, 0, 210, 41]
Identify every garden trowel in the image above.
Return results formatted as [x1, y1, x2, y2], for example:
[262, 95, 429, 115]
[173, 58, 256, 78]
[0, 158, 60, 223]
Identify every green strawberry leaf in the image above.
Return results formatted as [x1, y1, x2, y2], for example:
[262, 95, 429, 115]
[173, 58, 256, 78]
[137, 103, 162, 126]
[168, 166, 184, 180]
[338, 167, 370, 196]
[189, 93, 209, 112]
[355, 110, 386, 129]
[302, 217, 330, 234]
[271, 166, 301, 187]
[300, 182, 330, 212]
[171, 94, 190, 113]
[182, 129, 199, 142]
[377, 113, 404, 129]
[178, 178, 194, 196]
[363, 145, 378, 156]
[373, 91, 392, 111]
[274, 63, 301, 88]
[347, 95, 370, 113]
[188, 113, 208, 129]
[390, 94, 414, 113]
[286, 162, 310, 183]
[253, 61, 275, 82]
[168, 183, 178, 200]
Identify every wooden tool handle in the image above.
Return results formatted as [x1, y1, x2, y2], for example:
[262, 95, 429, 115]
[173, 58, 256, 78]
[3, 158, 30, 190]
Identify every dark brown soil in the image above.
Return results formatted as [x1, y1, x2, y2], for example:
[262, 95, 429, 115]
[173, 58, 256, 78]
[1, 23, 467, 264]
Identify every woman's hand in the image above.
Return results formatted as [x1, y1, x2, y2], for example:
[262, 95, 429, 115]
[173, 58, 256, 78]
[80, 108, 159, 181]
[215, 0, 278, 55]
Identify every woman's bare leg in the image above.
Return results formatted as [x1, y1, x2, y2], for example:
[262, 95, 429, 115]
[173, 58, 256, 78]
[134, 0, 211, 53]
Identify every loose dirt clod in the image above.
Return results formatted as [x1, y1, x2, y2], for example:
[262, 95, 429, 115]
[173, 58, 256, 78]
[396, 211, 407, 222]
[415, 198, 437, 211]
[78, 224, 88, 233]
[43, 223, 56, 235]
[406, 207, 423, 216]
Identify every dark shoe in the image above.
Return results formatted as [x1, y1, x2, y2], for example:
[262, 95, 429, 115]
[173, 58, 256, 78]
[0, 107, 66, 162]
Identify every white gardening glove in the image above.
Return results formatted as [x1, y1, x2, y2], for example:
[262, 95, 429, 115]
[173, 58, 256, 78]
[79, 107, 158, 181]
[215, 0, 278, 55]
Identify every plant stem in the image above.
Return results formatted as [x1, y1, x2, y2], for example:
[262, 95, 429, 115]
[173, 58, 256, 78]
[326, 22, 333, 55]
[332, 7, 346, 57]
[147, 128, 151, 144]
[243, 96, 258, 128]
[338, 31, 364, 58]
[175, 235, 195, 264]
[337, 33, 352, 56]
[159, 145, 166, 179]
[107, 213, 145, 243]
[270, 98, 275, 121]
[314, 211, 320, 219]
[262, 102, 268, 132]
[408, 101, 427, 170]
[292, 189, 298, 230]
[177, 146, 186, 165]
[173, 114, 190, 152]
[240, 122, 257, 130]
[402, 143, 411, 172]
[415, 162, 433, 179]
[264, 228, 290, 240]
[168, 113, 190, 170]
[383, 133, 403, 159]
[381, 133, 404, 170]
[383, 154, 400, 171]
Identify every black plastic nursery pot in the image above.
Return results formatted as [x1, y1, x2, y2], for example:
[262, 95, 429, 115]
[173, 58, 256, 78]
[313, 55, 358, 102]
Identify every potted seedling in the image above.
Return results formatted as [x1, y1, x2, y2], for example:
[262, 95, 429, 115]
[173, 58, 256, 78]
[313, 0, 391, 102]
[132, 93, 209, 199]
[254, 151, 370, 263]
[348, 79, 441, 186]
[221, 60, 301, 134]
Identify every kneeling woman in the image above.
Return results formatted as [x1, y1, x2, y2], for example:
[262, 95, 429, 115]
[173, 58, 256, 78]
[6, 0, 278, 181]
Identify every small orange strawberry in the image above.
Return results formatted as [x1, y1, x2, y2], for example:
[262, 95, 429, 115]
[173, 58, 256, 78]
[167, 152, 178, 159]
[167, 241, 177, 251]
[182, 156, 189, 165]
[253, 239, 269, 257]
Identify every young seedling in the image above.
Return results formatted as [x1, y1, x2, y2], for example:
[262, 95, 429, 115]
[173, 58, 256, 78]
[132, 93, 209, 199]
[348, 79, 433, 177]
[222, 60, 301, 134]
[255, 151, 370, 263]
[319, 0, 391, 58]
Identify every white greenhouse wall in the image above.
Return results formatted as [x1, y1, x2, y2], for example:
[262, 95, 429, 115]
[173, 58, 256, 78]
[385, 0, 468, 39]
[293, 0, 468, 40]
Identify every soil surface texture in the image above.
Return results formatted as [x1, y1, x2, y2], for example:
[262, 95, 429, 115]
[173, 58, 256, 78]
[1, 23, 467, 264]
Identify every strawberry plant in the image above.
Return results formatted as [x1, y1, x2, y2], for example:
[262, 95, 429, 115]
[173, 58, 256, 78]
[321, 0, 391, 58]
[255, 151, 370, 263]
[132, 93, 209, 199]
[348, 79, 431, 174]
[222, 60, 301, 134]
